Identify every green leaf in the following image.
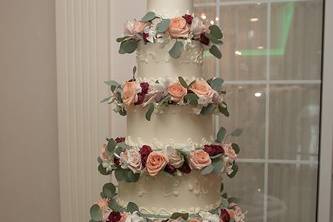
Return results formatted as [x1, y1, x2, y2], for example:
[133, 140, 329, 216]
[218, 102, 230, 117]
[184, 93, 199, 105]
[169, 41, 184, 59]
[100, 96, 112, 103]
[209, 45, 222, 59]
[170, 213, 189, 220]
[142, 11, 156, 22]
[109, 199, 124, 212]
[231, 128, 243, 137]
[104, 80, 120, 92]
[216, 127, 226, 143]
[206, 33, 223, 44]
[201, 164, 214, 175]
[102, 183, 117, 199]
[98, 164, 111, 176]
[231, 143, 240, 154]
[156, 19, 170, 33]
[220, 183, 224, 193]
[228, 197, 240, 204]
[90, 204, 103, 221]
[212, 159, 223, 173]
[145, 103, 155, 121]
[228, 163, 239, 178]
[116, 36, 129, 43]
[115, 168, 127, 181]
[209, 25, 223, 39]
[125, 170, 140, 183]
[119, 39, 138, 54]
[127, 202, 139, 213]
[107, 138, 117, 153]
[178, 76, 188, 88]
[210, 78, 224, 92]
[200, 104, 215, 115]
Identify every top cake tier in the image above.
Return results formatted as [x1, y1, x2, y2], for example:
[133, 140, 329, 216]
[147, 0, 194, 18]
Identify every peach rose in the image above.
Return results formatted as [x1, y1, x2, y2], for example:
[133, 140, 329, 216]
[123, 81, 138, 106]
[120, 149, 142, 173]
[166, 147, 184, 168]
[168, 17, 190, 38]
[167, 82, 187, 102]
[119, 212, 128, 222]
[189, 150, 212, 170]
[223, 144, 237, 161]
[190, 80, 216, 105]
[146, 151, 169, 176]
[125, 19, 147, 35]
[99, 144, 110, 161]
[96, 198, 111, 220]
[188, 218, 202, 222]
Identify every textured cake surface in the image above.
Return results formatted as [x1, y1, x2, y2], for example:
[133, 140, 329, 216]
[147, 0, 193, 18]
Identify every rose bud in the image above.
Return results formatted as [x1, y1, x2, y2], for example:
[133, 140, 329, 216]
[164, 164, 177, 175]
[183, 14, 193, 25]
[108, 212, 122, 222]
[200, 33, 210, 45]
[139, 145, 153, 167]
[178, 161, 192, 174]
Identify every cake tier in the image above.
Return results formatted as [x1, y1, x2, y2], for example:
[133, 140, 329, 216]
[147, 0, 193, 18]
[126, 106, 214, 148]
[136, 41, 212, 81]
[117, 171, 222, 215]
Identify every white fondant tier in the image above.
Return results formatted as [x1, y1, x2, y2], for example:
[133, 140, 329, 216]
[126, 106, 214, 148]
[136, 41, 213, 81]
[147, 0, 193, 18]
[117, 171, 222, 215]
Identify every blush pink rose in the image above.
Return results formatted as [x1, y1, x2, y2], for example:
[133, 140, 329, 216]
[96, 198, 111, 220]
[189, 150, 212, 170]
[167, 82, 187, 103]
[119, 212, 128, 222]
[120, 149, 142, 173]
[125, 19, 147, 35]
[190, 80, 216, 105]
[99, 144, 110, 161]
[191, 17, 207, 38]
[223, 144, 237, 161]
[123, 81, 138, 106]
[168, 17, 190, 38]
[166, 147, 184, 168]
[146, 151, 169, 176]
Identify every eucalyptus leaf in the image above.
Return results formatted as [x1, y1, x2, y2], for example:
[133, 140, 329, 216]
[115, 168, 127, 181]
[178, 76, 188, 88]
[90, 204, 103, 222]
[141, 11, 156, 22]
[133, 66, 137, 76]
[98, 164, 111, 176]
[109, 199, 124, 212]
[212, 159, 223, 173]
[228, 197, 240, 204]
[209, 45, 222, 59]
[119, 39, 138, 54]
[231, 143, 240, 154]
[220, 183, 224, 193]
[218, 103, 230, 117]
[102, 183, 117, 199]
[100, 96, 112, 103]
[201, 164, 214, 175]
[216, 127, 226, 143]
[170, 213, 189, 220]
[228, 163, 239, 178]
[210, 78, 224, 91]
[169, 41, 184, 59]
[184, 93, 199, 105]
[156, 19, 170, 33]
[116, 36, 129, 43]
[145, 103, 155, 121]
[125, 170, 140, 182]
[206, 33, 223, 44]
[231, 128, 243, 137]
[127, 202, 139, 213]
[107, 138, 117, 153]
[209, 25, 223, 39]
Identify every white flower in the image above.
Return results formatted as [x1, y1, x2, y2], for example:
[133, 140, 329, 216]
[125, 212, 146, 222]
[191, 17, 206, 37]
[166, 147, 184, 168]
[199, 211, 220, 222]
[120, 149, 142, 173]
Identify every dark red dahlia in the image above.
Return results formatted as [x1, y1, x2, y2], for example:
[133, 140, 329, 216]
[220, 209, 231, 222]
[200, 33, 210, 45]
[135, 94, 145, 105]
[183, 14, 193, 24]
[114, 157, 120, 166]
[115, 137, 125, 143]
[164, 164, 177, 175]
[139, 145, 153, 167]
[108, 212, 121, 222]
[203, 144, 224, 156]
[178, 161, 191, 174]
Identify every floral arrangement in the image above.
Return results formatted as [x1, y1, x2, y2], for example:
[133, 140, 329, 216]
[97, 127, 241, 183]
[102, 68, 229, 121]
[117, 12, 223, 59]
[89, 182, 246, 222]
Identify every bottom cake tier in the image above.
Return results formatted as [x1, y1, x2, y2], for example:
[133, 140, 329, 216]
[117, 171, 222, 216]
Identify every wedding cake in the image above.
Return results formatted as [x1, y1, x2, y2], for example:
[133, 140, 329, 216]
[90, 0, 245, 221]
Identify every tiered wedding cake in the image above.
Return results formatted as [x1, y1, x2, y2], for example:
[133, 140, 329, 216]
[90, 0, 245, 222]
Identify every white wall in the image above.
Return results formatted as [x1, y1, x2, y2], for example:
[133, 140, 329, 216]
[0, 0, 60, 221]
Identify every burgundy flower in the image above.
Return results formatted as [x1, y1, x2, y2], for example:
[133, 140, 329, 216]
[135, 94, 145, 105]
[178, 161, 191, 174]
[115, 137, 125, 143]
[200, 33, 210, 45]
[220, 209, 231, 222]
[108, 212, 121, 222]
[140, 82, 149, 94]
[143, 32, 149, 43]
[203, 144, 224, 156]
[114, 157, 120, 166]
[164, 164, 177, 175]
[183, 14, 193, 25]
[139, 145, 153, 167]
